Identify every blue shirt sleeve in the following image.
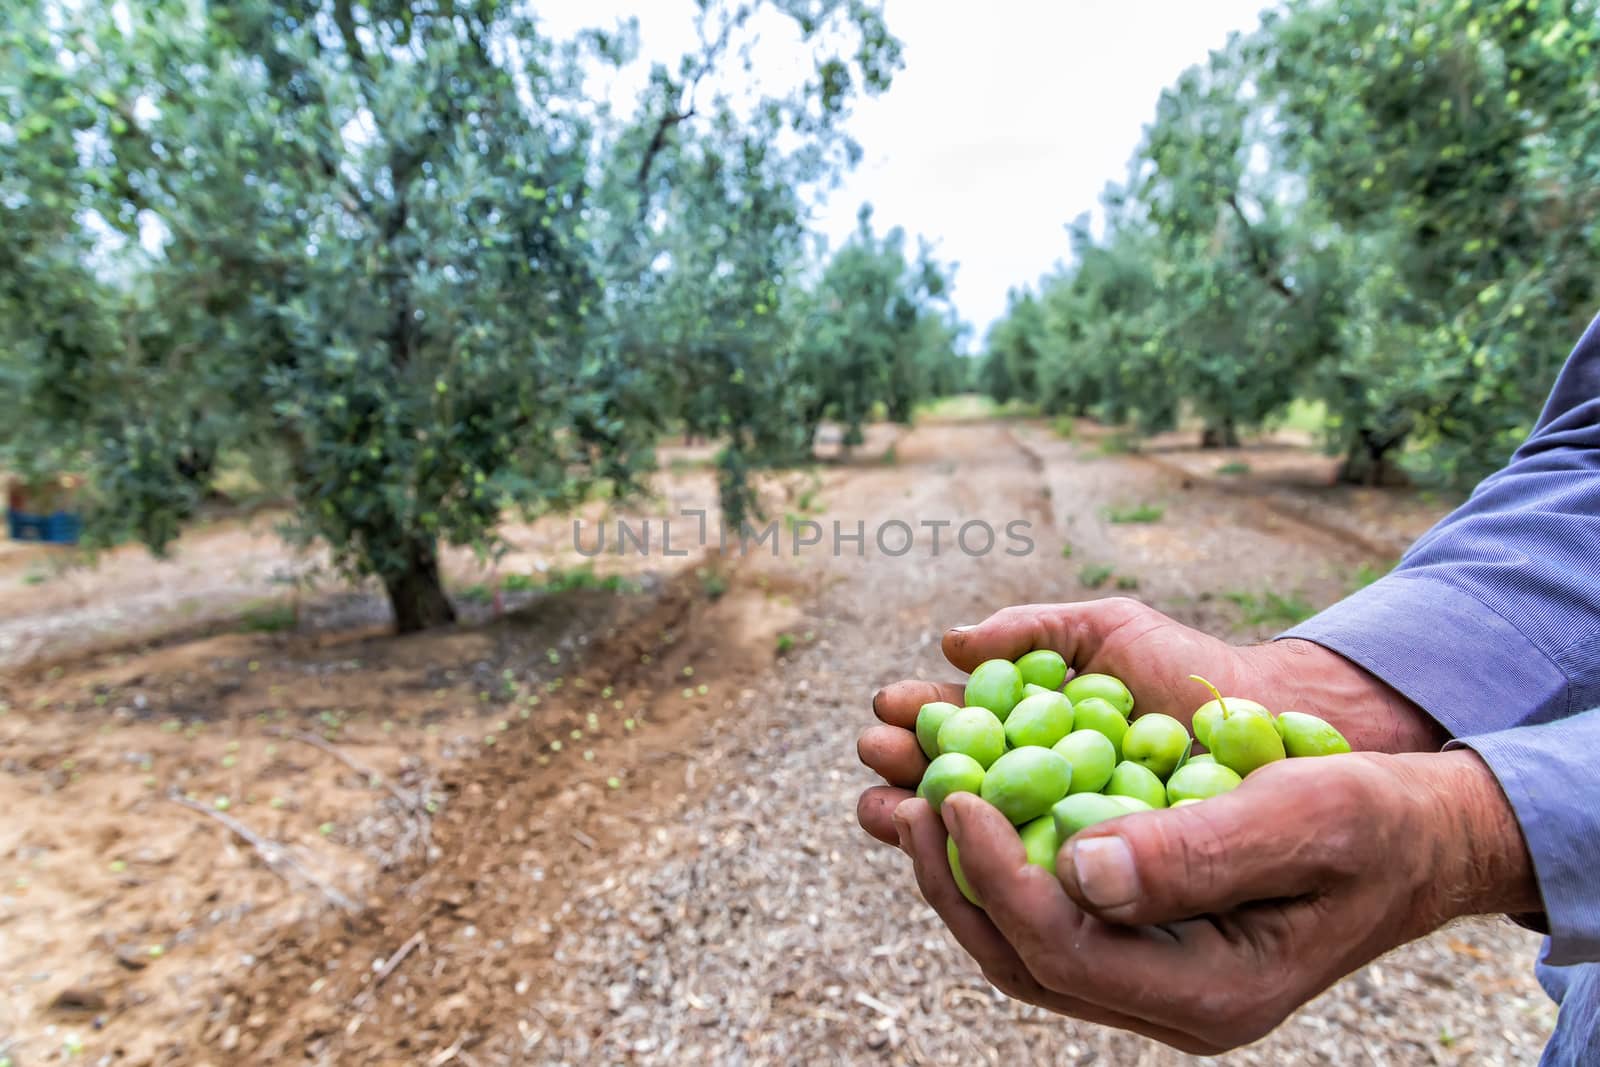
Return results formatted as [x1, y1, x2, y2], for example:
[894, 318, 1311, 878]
[1282, 311, 1600, 965]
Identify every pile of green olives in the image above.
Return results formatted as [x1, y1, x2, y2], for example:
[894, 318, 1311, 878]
[914, 656, 1352, 907]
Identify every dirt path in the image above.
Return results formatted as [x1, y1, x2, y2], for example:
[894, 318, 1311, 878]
[2, 418, 1552, 1065]
[215, 419, 1549, 1065]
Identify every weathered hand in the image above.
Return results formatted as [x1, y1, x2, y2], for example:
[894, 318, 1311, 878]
[888, 751, 1538, 1054]
[857, 598, 1445, 847]
[947, 598, 1445, 750]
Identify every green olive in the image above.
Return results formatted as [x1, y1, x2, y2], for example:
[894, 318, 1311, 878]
[915, 700, 961, 759]
[936, 707, 1007, 768]
[1071, 697, 1129, 760]
[917, 752, 986, 812]
[948, 836, 981, 907]
[1191, 696, 1270, 750]
[1051, 729, 1117, 794]
[1018, 815, 1062, 875]
[1015, 649, 1068, 691]
[1003, 691, 1075, 749]
[1165, 760, 1243, 804]
[1209, 709, 1286, 777]
[1275, 711, 1353, 757]
[1106, 794, 1154, 813]
[1121, 713, 1190, 779]
[980, 746, 1074, 824]
[1023, 683, 1056, 698]
[964, 659, 1026, 722]
[1104, 760, 1168, 809]
[1051, 792, 1132, 839]
[1062, 672, 1133, 715]
[1186, 752, 1217, 765]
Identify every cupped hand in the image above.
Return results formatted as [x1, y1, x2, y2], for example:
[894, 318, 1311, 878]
[858, 598, 1445, 845]
[885, 750, 1538, 1053]
[939, 598, 1446, 751]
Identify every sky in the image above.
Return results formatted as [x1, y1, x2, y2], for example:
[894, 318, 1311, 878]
[536, 1, 1275, 342]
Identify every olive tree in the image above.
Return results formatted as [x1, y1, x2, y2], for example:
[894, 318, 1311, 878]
[2, 0, 900, 631]
[794, 206, 957, 447]
[1262, 0, 1600, 484]
[986, 0, 1600, 486]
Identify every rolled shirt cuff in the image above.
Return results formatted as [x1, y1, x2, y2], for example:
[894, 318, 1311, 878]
[1447, 713, 1600, 966]
[1280, 573, 1569, 739]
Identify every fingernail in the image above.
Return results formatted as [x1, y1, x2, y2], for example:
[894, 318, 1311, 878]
[940, 798, 963, 836]
[892, 799, 916, 854]
[948, 624, 976, 634]
[1072, 836, 1139, 909]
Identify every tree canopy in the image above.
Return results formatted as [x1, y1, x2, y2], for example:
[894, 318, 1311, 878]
[2, 0, 963, 631]
[983, 0, 1600, 485]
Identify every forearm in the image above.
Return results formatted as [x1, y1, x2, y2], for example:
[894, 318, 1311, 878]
[1401, 749, 1542, 925]
[1241, 638, 1449, 753]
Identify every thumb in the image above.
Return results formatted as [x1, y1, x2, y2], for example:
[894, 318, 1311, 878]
[1056, 766, 1356, 925]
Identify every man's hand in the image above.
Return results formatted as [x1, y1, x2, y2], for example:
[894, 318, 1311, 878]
[887, 751, 1540, 1054]
[858, 598, 1444, 847]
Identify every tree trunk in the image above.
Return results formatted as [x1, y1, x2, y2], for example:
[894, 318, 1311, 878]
[1337, 428, 1411, 487]
[886, 392, 914, 425]
[1200, 417, 1240, 448]
[383, 537, 457, 634]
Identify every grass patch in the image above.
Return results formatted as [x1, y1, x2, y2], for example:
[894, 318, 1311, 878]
[1115, 574, 1140, 591]
[696, 567, 728, 600]
[1059, 543, 1073, 559]
[795, 473, 825, 514]
[1052, 416, 1078, 440]
[1347, 560, 1397, 593]
[1272, 398, 1328, 436]
[1215, 461, 1251, 476]
[1224, 589, 1317, 629]
[240, 601, 296, 633]
[543, 564, 637, 595]
[915, 394, 1004, 420]
[1079, 564, 1115, 590]
[1105, 503, 1165, 524]
[775, 633, 796, 655]
[492, 564, 639, 598]
[459, 583, 494, 604]
[1096, 431, 1139, 455]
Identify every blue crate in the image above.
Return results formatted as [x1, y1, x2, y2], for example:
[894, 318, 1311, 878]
[7, 509, 83, 545]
